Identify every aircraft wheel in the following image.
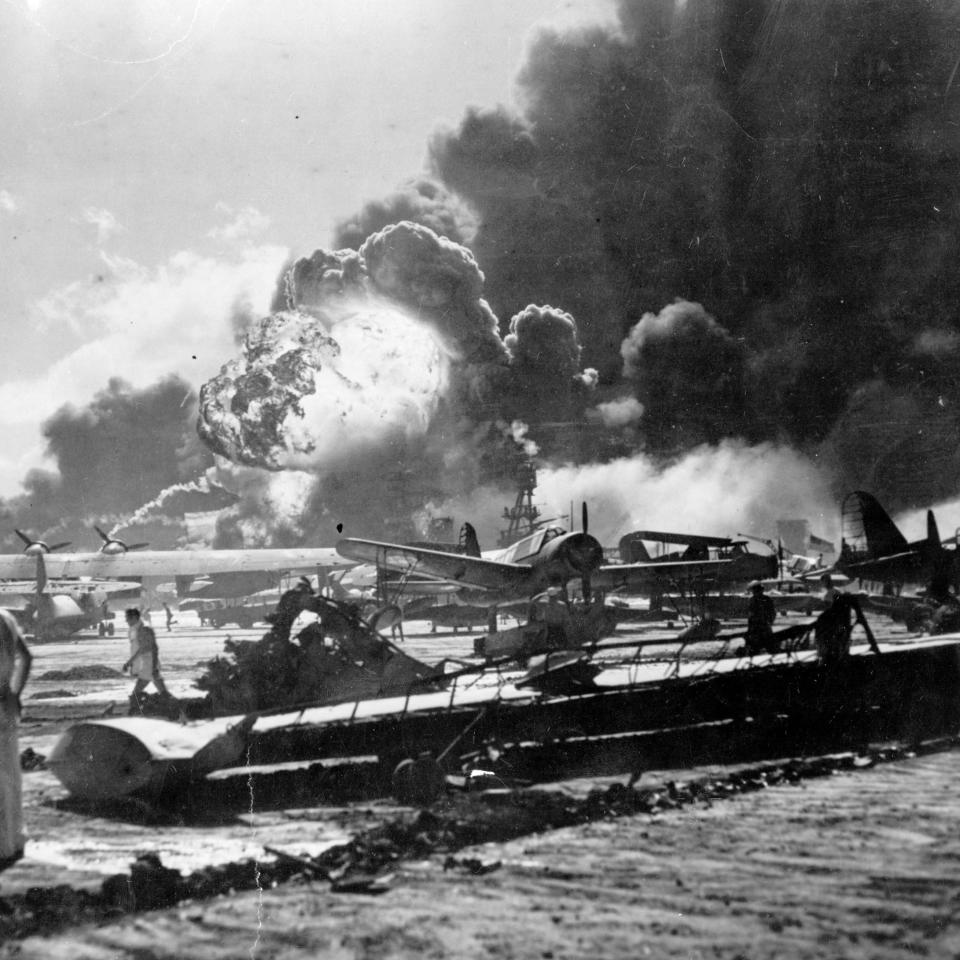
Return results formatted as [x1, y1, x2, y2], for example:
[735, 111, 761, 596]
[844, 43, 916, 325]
[98, 622, 106, 637]
[392, 755, 446, 806]
[107, 622, 115, 636]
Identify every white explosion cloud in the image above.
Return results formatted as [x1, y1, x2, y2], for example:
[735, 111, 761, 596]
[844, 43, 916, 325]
[198, 295, 451, 471]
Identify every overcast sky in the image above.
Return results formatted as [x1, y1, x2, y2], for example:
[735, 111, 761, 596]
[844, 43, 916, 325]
[0, 0, 616, 495]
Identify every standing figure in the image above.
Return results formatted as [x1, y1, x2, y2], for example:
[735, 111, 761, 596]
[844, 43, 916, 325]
[814, 593, 881, 662]
[925, 573, 960, 635]
[820, 574, 839, 608]
[122, 608, 176, 714]
[0, 609, 31, 872]
[744, 581, 778, 655]
[528, 585, 573, 649]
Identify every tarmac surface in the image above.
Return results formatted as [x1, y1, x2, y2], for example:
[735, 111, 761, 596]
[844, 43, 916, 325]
[3, 607, 958, 956]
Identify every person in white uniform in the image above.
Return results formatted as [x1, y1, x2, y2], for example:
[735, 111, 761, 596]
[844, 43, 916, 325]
[122, 608, 175, 714]
[0, 608, 31, 872]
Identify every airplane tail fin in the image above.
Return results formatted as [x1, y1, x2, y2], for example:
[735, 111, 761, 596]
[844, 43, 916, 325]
[841, 491, 908, 560]
[927, 509, 941, 546]
[460, 522, 481, 557]
[617, 533, 651, 563]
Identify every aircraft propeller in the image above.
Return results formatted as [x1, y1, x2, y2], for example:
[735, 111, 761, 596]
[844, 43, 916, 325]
[16, 529, 71, 555]
[94, 526, 150, 554]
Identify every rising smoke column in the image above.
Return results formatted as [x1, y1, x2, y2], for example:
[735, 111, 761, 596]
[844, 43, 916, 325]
[0, 376, 213, 553]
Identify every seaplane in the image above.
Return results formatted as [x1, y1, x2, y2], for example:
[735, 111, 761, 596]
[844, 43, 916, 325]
[0, 528, 353, 613]
[0, 554, 141, 641]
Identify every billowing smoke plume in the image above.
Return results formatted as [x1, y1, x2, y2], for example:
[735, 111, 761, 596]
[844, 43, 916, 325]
[414, 0, 960, 513]
[620, 300, 748, 450]
[535, 441, 838, 548]
[0, 377, 216, 553]
[198, 222, 599, 540]
[332, 178, 478, 251]
[17, 0, 960, 550]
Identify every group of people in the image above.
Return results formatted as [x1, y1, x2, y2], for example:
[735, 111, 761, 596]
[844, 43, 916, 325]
[744, 573, 882, 661]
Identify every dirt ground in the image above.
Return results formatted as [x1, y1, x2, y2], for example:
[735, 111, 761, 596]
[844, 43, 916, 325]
[4, 611, 958, 958]
[5, 748, 960, 960]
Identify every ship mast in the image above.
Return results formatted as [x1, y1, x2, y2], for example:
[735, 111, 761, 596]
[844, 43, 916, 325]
[498, 458, 541, 548]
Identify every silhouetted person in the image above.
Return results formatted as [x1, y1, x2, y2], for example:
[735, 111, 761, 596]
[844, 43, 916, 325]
[0, 610, 30, 874]
[926, 573, 960, 635]
[820, 574, 839, 608]
[744, 581, 777, 655]
[814, 594, 881, 663]
[528, 585, 573, 648]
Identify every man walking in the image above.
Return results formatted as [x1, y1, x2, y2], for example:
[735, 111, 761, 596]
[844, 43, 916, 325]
[122, 608, 176, 715]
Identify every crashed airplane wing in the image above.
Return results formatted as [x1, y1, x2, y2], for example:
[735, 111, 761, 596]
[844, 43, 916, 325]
[0, 548, 351, 581]
[337, 538, 529, 593]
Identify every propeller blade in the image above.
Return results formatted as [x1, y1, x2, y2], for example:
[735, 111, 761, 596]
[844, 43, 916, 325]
[582, 502, 589, 535]
[49, 541, 72, 552]
[582, 572, 592, 604]
[35, 554, 47, 596]
[15, 529, 31, 546]
[128, 542, 150, 551]
[94, 526, 110, 542]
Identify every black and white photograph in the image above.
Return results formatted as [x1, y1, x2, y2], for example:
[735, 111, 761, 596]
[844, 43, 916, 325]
[1, 0, 959, 956]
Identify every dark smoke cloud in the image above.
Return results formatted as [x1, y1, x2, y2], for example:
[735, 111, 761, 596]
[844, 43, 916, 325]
[0, 376, 216, 553]
[416, 0, 960, 511]
[21, 0, 960, 550]
[620, 300, 748, 450]
[332, 178, 478, 251]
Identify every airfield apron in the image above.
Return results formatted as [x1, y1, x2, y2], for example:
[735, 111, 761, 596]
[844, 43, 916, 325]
[0, 612, 26, 868]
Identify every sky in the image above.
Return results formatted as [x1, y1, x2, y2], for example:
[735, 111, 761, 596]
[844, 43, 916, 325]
[0, 0, 617, 495]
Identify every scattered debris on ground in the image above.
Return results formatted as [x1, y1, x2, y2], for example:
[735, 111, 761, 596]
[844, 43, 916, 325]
[37, 666, 122, 682]
[28, 689, 76, 700]
[1, 735, 955, 943]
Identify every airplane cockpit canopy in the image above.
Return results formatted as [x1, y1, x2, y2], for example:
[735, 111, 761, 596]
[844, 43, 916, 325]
[499, 526, 567, 564]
